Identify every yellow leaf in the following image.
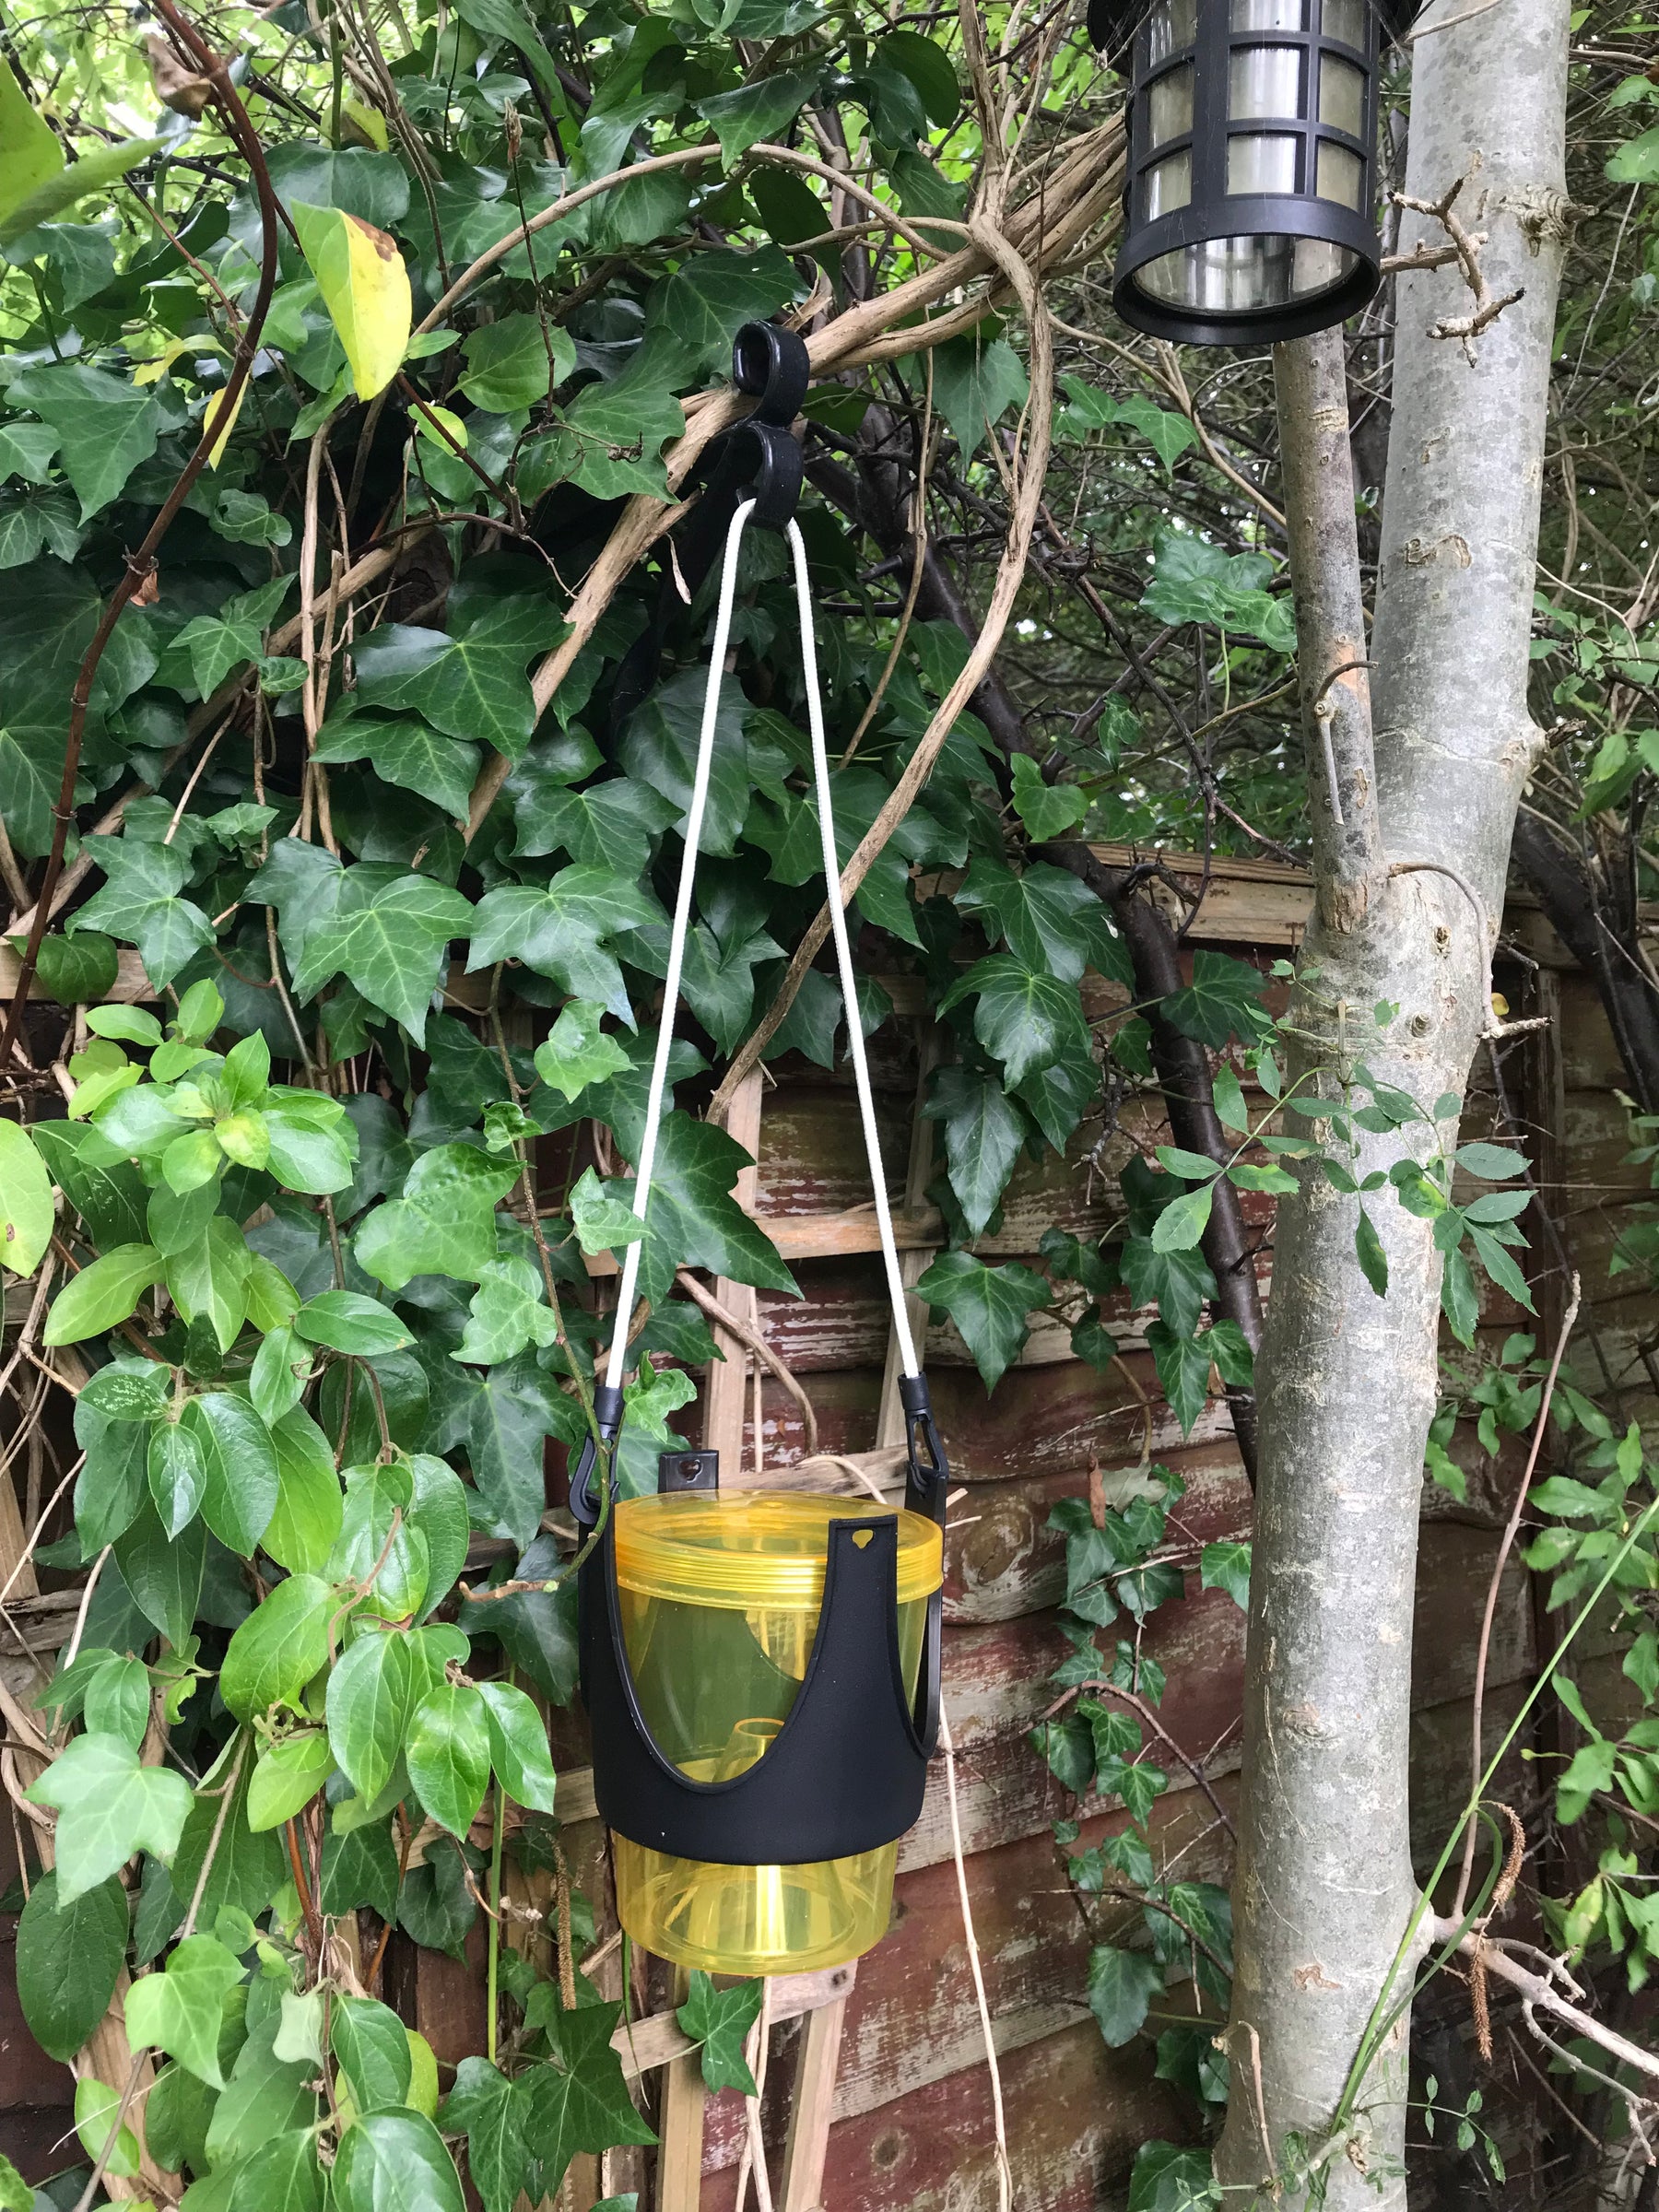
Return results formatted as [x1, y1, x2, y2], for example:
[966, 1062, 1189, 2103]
[0, 68, 63, 233]
[340, 91, 390, 151]
[202, 380, 246, 466]
[413, 402, 467, 450]
[1489, 991, 1509, 1021]
[289, 200, 411, 402]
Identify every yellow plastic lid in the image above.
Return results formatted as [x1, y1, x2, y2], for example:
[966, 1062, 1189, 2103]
[613, 1490, 944, 1612]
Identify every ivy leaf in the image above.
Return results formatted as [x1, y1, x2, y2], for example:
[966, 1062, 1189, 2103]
[1161, 951, 1269, 1050]
[1141, 530, 1296, 653]
[407, 1679, 490, 1835]
[521, 2002, 656, 2194]
[43, 1241, 167, 1344]
[6, 362, 162, 518]
[624, 1354, 697, 1443]
[923, 1065, 1023, 1238]
[527, 378, 688, 503]
[696, 68, 818, 162]
[441, 2059, 534, 2212]
[940, 955, 1093, 1086]
[1200, 1538, 1251, 1610]
[646, 245, 800, 374]
[354, 600, 560, 762]
[929, 334, 1029, 461]
[314, 714, 480, 824]
[228, 2128, 326, 2212]
[1146, 1321, 1213, 1434]
[327, 1630, 414, 1805]
[0, 1119, 53, 1276]
[1112, 394, 1198, 477]
[1127, 2142, 1219, 2212]
[124, 1934, 244, 2088]
[477, 1679, 558, 1812]
[533, 1001, 631, 1103]
[180, 1392, 279, 1555]
[219, 1571, 332, 1720]
[455, 1255, 560, 1365]
[570, 1165, 646, 1256]
[468, 866, 663, 1023]
[333, 1994, 414, 2115]
[1086, 1942, 1164, 2048]
[25, 1730, 193, 1900]
[955, 859, 1107, 985]
[71, 835, 215, 988]
[458, 1533, 580, 1704]
[1008, 752, 1088, 842]
[355, 1144, 518, 1289]
[677, 1971, 763, 2094]
[335, 2109, 466, 2212]
[16, 1868, 128, 2060]
[458, 312, 575, 410]
[916, 1250, 1049, 1391]
[619, 667, 752, 858]
[624, 1112, 797, 1307]
[292, 865, 474, 1046]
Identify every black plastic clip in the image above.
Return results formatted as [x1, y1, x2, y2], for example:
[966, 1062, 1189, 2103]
[568, 1382, 625, 1530]
[607, 321, 809, 737]
[898, 1371, 949, 1527]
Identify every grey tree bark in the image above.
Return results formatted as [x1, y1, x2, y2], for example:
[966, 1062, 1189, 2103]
[1214, 2, 1571, 2203]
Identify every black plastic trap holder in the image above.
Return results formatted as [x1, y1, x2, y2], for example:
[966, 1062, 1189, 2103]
[570, 1371, 950, 1868]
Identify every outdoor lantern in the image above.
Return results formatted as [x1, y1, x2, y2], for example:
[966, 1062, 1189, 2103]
[1088, 0, 1410, 347]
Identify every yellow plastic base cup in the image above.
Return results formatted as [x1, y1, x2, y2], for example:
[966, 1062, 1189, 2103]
[607, 1490, 944, 1978]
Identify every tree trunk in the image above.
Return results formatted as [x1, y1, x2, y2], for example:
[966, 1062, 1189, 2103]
[1215, 4, 1570, 2204]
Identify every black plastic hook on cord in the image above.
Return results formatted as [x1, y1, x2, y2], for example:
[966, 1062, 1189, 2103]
[607, 320, 810, 737]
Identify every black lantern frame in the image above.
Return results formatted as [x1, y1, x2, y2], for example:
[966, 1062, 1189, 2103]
[1088, 0, 1410, 347]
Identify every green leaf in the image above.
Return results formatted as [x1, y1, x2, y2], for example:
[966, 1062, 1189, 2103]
[459, 312, 575, 411]
[180, 1392, 279, 1554]
[334, 1994, 414, 2115]
[923, 1065, 1023, 1238]
[570, 1165, 646, 1256]
[956, 859, 1108, 985]
[1200, 1538, 1251, 1609]
[327, 1630, 414, 1804]
[292, 865, 474, 1046]
[124, 1933, 243, 2088]
[457, 1534, 579, 1704]
[625, 1354, 697, 1442]
[1008, 752, 1088, 842]
[940, 954, 1092, 1086]
[532, 1002, 632, 1104]
[6, 360, 162, 518]
[1112, 394, 1198, 477]
[1141, 529, 1294, 653]
[220, 1571, 332, 1720]
[1161, 950, 1269, 1049]
[16, 1868, 128, 2060]
[289, 199, 411, 401]
[455, 1255, 559, 1366]
[677, 1971, 763, 2094]
[406, 1679, 490, 1835]
[26, 1730, 193, 1900]
[296, 1289, 413, 1356]
[916, 1250, 1048, 1391]
[228, 2128, 326, 2212]
[453, 0, 564, 95]
[168, 1215, 253, 1351]
[0, 67, 63, 232]
[355, 1143, 517, 1290]
[876, 29, 959, 123]
[477, 1680, 559, 1813]
[265, 1406, 344, 1574]
[645, 245, 800, 374]
[1146, 1322, 1213, 1434]
[0, 133, 164, 246]
[1150, 1181, 1213, 1253]
[441, 2058, 533, 2212]
[328, 1459, 430, 1621]
[1086, 1942, 1164, 2047]
[525, 378, 688, 503]
[468, 866, 663, 1024]
[1128, 2142, 1219, 2212]
[147, 1419, 205, 1537]
[32, 1123, 146, 1252]
[521, 2002, 655, 2193]
[696, 67, 818, 162]
[1440, 1243, 1480, 1347]
[929, 334, 1029, 461]
[0, 2154, 29, 2212]
[315, 713, 480, 825]
[75, 2074, 141, 2178]
[1455, 1141, 1529, 1181]
[1606, 124, 1659, 183]
[44, 1241, 166, 1343]
[624, 1112, 797, 1308]
[248, 1728, 335, 1831]
[335, 2109, 466, 2212]
[115, 1500, 206, 1650]
[354, 601, 559, 765]
[1355, 1203, 1389, 1295]
[72, 835, 214, 988]
[0, 1119, 53, 1276]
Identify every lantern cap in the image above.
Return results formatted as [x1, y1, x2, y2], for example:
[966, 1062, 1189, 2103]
[1089, 0, 1418, 53]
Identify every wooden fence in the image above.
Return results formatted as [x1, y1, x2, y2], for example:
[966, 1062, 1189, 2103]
[2, 843, 1649, 2208]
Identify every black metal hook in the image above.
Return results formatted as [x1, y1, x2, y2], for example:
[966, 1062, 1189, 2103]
[606, 320, 811, 738]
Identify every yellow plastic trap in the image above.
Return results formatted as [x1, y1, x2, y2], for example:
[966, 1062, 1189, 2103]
[608, 1491, 944, 1977]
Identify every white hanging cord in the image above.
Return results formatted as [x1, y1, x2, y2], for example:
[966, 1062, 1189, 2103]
[786, 516, 921, 1381]
[602, 499, 921, 1388]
